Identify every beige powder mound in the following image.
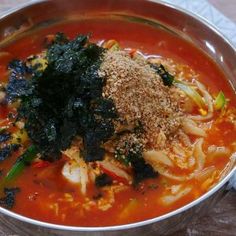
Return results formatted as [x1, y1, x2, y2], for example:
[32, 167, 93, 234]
[99, 50, 183, 149]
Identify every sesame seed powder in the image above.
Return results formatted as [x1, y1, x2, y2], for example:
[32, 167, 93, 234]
[99, 50, 183, 150]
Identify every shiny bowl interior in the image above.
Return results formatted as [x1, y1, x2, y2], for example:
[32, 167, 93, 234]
[0, 0, 235, 234]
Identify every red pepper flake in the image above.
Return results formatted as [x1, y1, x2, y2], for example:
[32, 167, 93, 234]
[32, 160, 50, 168]
[100, 164, 129, 185]
[44, 34, 55, 46]
[129, 49, 137, 58]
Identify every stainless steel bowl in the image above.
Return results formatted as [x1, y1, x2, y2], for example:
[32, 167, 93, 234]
[0, 0, 235, 235]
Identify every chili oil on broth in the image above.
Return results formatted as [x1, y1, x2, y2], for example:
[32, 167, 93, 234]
[0, 18, 235, 227]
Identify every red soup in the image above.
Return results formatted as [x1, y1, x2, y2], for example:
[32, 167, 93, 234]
[0, 18, 235, 227]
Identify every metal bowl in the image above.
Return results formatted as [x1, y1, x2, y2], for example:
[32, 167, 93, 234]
[0, 0, 235, 235]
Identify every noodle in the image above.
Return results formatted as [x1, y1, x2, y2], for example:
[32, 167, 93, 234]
[161, 186, 192, 205]
[194, 166, 216, 181]
[149, 164, 194, 181]
[178, 129, 192, 146]
[144, 150, 174, 167]
[182, 118, 206, 137]
[193, 138, 205, 171]
[78, 158, 89, 195]
[190, 81, 214, 121]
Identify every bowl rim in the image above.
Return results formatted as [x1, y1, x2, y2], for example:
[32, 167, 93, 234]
[0, 0, 235, 232]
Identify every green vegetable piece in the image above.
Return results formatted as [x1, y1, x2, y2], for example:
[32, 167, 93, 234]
[0, 187, 20, 209]
[214, 91, 226, 110]
[174, 80, 205, 109]
[4, 145, 38, 183]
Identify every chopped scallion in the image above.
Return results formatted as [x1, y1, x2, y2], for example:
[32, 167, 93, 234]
[214, 91, 226, 110]
[174, 80, 205, 109]
[3, 145, 39, 184]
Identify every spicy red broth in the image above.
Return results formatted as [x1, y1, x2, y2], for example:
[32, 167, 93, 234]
[0, 18, 235, 226]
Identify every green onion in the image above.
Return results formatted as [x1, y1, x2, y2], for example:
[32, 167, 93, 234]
[3, 145, 39, 184]
[214, 91, 226, 110]
[0, 127, 7, 133]
[174, 80, 205, 109]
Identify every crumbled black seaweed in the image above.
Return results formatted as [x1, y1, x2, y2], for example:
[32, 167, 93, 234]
[6, 33, 117, 162]
[95, 173, 113, 187]
[115, 143, 157, 184]
[133, 120, 145, 136]
[6, 60, 34, 101]
[0, 144, 20, 162]
[8, 60, 29, 75]
[129, 156, 157, 185]
[47, 34, 89, 74]
[0, 187, 20, 209]
[126, 146, 157, 185]
[114, 148, 130, 166]
[151, 64, 174, 87]
[0, 132, 11, 143]
[52, 32, 69, 45]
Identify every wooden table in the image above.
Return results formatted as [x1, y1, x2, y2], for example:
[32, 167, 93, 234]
[0, 1, 235, 236]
